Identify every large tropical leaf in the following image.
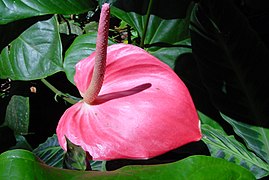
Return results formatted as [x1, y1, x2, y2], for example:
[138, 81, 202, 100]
[0, 15, 53, 51]
[190, 0, 269, 127]
[0, 0, 96, 24]
[202, 124, 269, 179]
[107, 0, 193, 68]
[0, 16, 63, 80]
[221, 113, 269, 164]
[0, 149, 255, 179]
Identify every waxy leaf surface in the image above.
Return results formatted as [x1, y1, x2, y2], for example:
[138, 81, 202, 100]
[57, 44, 201, 160]
[0, 150, 255, 180]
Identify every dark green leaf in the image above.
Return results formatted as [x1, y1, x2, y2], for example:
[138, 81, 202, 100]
[33, 134, 64, 168]
[110, 2, 192, 68]
[221, 113, 269, 164]
[63, 32, 114, 84]
[4, 95, 29, 135]
[33, 134, 105, 170]
[63, 137, 87, 171]
[0, 150, 255, 179]
[101, 0, 192, 19]
[12, 135, 32, 151]
[202, 124, 269, 179]
[0, 0, 96, 24]
[0, 15, 53, 51]
[59, 20, 83, 35]
[0, 16, 63, 80]
[90, 160, 106, 171]
[190, 0, 269, 127]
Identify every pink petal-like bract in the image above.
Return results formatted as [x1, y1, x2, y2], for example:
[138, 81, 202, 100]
[57, 43, 202, 160]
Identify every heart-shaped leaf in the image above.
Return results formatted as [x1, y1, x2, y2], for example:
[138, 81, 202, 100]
[57, 43, 201, 160]
[0, 16, 63, 80]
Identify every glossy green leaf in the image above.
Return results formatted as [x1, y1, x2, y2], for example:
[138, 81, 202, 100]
[0, 149, 255, 179]
[221, 113, 269, 164]
[33, 134, 64, 168]
[0, 16, 63, 80]
[4, 95, 29, 135]
[0, 0, 96, 24]
[202, 124, 269, 179]
[110, 2, 192, 68]
[63, 32, 114, 84]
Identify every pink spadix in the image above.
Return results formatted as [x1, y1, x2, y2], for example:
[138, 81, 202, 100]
[56, 3, 201, 160]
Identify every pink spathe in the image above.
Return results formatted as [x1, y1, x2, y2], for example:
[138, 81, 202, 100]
[56, 43, 202, 160]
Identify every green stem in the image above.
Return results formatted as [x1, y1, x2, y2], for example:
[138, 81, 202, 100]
[140, 0, 154, 48]
[41, 78, 77, 104]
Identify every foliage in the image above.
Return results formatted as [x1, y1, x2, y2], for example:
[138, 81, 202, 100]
[0, 149, 255, 179]
[200, 113, 269, 179]
[1, 0, 269, 179]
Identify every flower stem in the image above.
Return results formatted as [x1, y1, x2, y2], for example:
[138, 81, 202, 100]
[140, 0, 153, 48]
[83, 3, 110, 105]
[41, 78, 78, 104]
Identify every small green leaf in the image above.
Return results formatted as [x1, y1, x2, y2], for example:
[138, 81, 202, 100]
[33, 134, 64, 168]
[63, 137, 87, 171]
[4, 95, 29, 135]
[202, 124, 269, 179]
[0, 0, 96, 24]
[12, 135, 32, 151]
[63, 32, 114, 84]
[0, 16, 63, 80]
[221, 113, 269, 164]
[33, 134, 105, 170]
[0, 149, 255, 179]
[59, 20, 83, 35]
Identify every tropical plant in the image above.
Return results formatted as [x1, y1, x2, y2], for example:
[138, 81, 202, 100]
[0, 0, 268, 179]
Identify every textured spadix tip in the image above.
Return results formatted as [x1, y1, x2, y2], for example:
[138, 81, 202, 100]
[102, 3, 110, 10]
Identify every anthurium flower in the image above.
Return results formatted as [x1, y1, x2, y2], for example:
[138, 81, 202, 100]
[57, 3, 201, 160]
